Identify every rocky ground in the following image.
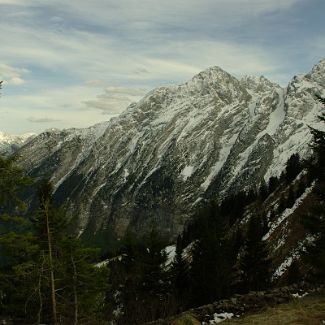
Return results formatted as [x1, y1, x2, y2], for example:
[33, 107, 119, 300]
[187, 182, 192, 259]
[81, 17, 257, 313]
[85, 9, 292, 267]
[144, 284, 325, 325]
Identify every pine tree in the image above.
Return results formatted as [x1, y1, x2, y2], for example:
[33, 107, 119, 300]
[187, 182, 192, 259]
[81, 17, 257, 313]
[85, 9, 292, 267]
[285, 154, 301, 183]
[32, 180, 110, 324]
[259, 179, 268, 201]
[170, 235, 190, 311]
[239, 215, 270, 292]
[189, 202, 233, 306]
[300, 176, 325, 282]
[58, 236, 110, 324]
[286, 259, 301, 285]
[0, 157, 39, 323]
[287, 187, 296, 209]
[115, 229, 170, 324]
[301, 94, 325, 282]
[268, 176, 279, 194]
[33, 180, 65, 324]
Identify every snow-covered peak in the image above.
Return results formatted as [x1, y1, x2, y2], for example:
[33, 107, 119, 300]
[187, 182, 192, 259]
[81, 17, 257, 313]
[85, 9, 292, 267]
[0, 131, 36, 144]
[192, 65, 232, 81]
[187, 65, 240, 90]
[311, 58, 325, 72]
[240, 75, 281, 93]
[0, 131, 36, 156]
[306, 58, 325, 85]
[15, 60, 325, 239]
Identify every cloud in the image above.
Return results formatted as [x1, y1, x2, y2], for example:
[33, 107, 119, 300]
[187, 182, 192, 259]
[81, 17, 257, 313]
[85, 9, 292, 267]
[83, 87, 147, 114]
[0, 0, 323, 134]
[0, 63, 28, 86]
[85, 80, 107, 88]
[28, 116, 62, 123]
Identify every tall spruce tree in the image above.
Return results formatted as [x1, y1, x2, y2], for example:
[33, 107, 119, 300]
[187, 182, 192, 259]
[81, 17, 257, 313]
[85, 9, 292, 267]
[285, 154, 301, 183]
[301, 94, 325, 282]
[189, 202, 233, 306]
[170, 235, 190, 311]
[0, 156, 39, 322]
[33, 180, 65, 324]
[33, 180, 110, 324]
[58, 236, 110, 324]
[239, 215, 270, 292]
[114, 229, 170, 324]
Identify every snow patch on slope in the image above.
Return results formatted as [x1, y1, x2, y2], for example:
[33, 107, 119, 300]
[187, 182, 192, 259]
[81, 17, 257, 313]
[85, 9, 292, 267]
[273, 234, 316, 279]
[201, 132, 238, 190]
[265, 89, 285, 136]
[263, 182, 315, 241]
[181, 165, 194, 181]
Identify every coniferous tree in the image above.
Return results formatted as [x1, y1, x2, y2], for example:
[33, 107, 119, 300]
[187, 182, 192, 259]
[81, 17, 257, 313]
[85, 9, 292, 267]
[189, 202, 233, 306]
[239, 215, 270, 292]
[301, 94, 325, 282]
[0, 174, 110, 323]
[285, 259, 301, 285]
[0, 156, 38, 322]
[32, 180, 110, 324]
[115, 229, 170, 324]
[268, 176, 279, 194]
[285, 154, 301, 183]
[287, 187, 296, 209]
[170, 235, 190, 311]
[58, 236, 110, 324]
[259, 179, 268, 201]
[33, 180, 64, 324]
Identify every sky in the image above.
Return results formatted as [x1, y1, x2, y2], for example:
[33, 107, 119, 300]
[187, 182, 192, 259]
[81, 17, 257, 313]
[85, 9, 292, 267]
[0, 0, 324, 134]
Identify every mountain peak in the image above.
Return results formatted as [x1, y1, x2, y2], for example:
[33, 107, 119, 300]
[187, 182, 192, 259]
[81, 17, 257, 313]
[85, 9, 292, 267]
[191, 65, 233, 82]
[240, 75, 280, 93]
[314, 58, 325, 69]
[305, 58, 325, 85]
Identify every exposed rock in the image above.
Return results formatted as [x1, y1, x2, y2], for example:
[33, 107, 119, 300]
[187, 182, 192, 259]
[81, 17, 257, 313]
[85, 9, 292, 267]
[16, 59, 325, 239]
[143, 283, 324, 325]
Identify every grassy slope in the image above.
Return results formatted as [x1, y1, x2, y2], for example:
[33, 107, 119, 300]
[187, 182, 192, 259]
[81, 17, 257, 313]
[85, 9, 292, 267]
[222, 294, 325, 325]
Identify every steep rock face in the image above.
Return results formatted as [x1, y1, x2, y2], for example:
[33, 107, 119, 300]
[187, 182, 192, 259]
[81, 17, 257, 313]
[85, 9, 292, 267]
[17, 60, 325, 238]
[0, 132, 36, 156]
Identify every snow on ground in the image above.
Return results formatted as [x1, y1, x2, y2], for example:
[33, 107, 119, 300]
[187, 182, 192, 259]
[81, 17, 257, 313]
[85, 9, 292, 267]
[181, 165, 194, 181]
[265, 89, 285, 136]
[273, 256, 293, 279]
[201, 132, 238, 190]
[273, 234, 316, 279]
[263, 182, 315, 241]
[164, 245, 176, 267]
[203, 312, 235, 324]
[95, 259, 109, 268]
[292, 292, 308, 299]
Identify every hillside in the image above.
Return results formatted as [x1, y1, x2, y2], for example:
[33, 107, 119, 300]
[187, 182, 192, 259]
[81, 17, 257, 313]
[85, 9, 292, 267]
[146, 286, 325, 325]
[15, 59, 325, 240]
[221, 294, 325, 325]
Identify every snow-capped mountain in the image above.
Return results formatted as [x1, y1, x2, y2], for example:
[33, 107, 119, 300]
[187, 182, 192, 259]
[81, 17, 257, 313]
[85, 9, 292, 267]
[17, 59, 325, 238]
[0, 131, 36, 156]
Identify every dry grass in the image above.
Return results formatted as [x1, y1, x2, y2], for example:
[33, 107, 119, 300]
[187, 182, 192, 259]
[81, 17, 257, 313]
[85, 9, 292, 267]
[171, 314, 201, 325]
[221, 294, 325, 325]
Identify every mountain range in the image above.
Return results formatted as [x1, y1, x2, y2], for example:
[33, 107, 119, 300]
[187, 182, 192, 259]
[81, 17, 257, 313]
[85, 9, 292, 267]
[0, 131, 35, 156]
[6, 59, 325, 239]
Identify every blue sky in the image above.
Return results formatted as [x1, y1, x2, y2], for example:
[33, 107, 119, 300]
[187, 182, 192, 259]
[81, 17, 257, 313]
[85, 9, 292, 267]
[0, 0, 324, 134]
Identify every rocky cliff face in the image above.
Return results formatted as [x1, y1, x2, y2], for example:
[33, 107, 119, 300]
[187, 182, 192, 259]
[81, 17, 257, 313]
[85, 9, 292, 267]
[17, 59, 325, 238]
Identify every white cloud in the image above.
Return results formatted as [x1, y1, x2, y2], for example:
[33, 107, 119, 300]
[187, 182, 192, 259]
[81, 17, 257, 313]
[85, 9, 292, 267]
[0, 63, 28, 86]
[28, 116, 61, 123]
[0, 0, 321, 134]
[84, 87, 147, 114]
